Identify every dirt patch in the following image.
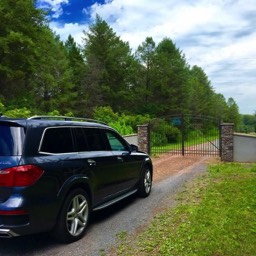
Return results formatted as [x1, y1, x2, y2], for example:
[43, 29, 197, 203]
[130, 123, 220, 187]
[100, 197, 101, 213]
[152, 154, 218, 182]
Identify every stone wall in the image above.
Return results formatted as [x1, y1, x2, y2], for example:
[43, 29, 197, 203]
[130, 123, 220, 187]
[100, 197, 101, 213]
[220, 123, 234, 162]
[137, 124, 150, 153]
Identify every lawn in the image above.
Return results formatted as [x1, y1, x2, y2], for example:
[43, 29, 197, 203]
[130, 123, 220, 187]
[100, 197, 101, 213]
[112, 163, 256, 256]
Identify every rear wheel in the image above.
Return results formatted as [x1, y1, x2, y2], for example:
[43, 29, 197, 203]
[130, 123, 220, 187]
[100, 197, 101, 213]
[53, 188, 90, 243]
[138, 167, 152, 197]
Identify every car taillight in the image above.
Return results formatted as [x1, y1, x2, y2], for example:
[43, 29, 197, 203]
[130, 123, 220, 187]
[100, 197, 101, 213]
[0, 165, 44, 187]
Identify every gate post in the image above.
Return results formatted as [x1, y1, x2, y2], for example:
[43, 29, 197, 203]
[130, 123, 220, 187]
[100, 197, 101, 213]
[220, 123, 234, 162]
[137, 124, 150, 154]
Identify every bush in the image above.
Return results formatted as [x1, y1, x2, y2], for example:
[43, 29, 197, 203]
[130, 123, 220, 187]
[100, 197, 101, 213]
[126, 114, 151, 131]
[0, 101, 5, 114]
[4, 107, 32, 118]
[93, 106, 119, 124]
[150, 118, 181, 146]
[109, 120, 133, 135]
[151, 132, 167, 146]
[165, 125, 181, 143]
[93, 106, 150, 135]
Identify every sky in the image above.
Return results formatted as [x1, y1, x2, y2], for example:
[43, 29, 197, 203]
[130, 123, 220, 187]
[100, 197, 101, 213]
[36, 0, 256, 115]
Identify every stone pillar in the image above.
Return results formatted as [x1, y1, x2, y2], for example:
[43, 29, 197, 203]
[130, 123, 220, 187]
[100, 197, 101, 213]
[137, 124, 150, 154]
[220, 123, 234, 162]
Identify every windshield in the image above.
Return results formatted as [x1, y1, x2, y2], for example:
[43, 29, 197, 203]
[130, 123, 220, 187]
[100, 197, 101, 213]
[0, 125, 25, 156]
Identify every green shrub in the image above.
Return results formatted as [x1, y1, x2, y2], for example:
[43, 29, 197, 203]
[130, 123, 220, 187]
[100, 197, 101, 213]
[109, 120, 133, 135]
[93, 106, 150, 135]
[151, 132, 167, 146]
[46, 110, 74, 117]
[125, 114, 151, 131]
[150, 118, 181, 146]
[4, 107, 32, 118]
[93, 106, 119, 124]
[0, 101, 5, 114]
[165, 125, 181, 143]
[46, 110, 61, 116]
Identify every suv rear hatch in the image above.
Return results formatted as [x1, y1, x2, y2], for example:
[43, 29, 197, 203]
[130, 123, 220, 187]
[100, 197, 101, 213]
[0, 121, 25, 166]
[0, 121, 25, 201]
[0, 120, 44, 204]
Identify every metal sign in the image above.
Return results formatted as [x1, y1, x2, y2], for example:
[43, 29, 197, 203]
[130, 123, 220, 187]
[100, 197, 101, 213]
[172, 117, 182, 126]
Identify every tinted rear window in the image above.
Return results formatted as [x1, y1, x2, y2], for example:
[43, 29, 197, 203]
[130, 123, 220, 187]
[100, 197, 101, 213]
[40, 127, 75, 154]
[0, 125, 25, 156]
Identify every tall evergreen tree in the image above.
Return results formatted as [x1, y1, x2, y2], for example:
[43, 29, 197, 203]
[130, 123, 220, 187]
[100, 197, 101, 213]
[153, 38, 190, 115]
[81, 15, 136, 115]
[227, 97, 241, 128]
[31, 33, 74, 113]
[211, 93, 229, 121]
[188, 65, 215, 116]
[135, 37, 157, 113]
[64, 35, 87, 115]
[0, 0, 46, 104]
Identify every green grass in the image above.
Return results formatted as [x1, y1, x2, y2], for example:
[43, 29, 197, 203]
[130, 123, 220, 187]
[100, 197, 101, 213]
[112, 163, 256, 256]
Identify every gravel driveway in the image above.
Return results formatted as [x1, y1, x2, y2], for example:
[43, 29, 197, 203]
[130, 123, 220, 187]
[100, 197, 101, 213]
[0, 155, 215, 256]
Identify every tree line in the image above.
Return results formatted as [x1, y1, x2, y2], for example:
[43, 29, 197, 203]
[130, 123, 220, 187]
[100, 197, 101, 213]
[1, 0, 252, 130]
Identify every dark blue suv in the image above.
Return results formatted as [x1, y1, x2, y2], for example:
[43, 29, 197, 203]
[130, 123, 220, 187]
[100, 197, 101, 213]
[0, 116, 153, 243]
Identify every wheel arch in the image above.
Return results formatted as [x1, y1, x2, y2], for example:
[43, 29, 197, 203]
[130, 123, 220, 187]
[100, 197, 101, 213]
[141, 157, 153, 179]
[57, 176, 93, 207]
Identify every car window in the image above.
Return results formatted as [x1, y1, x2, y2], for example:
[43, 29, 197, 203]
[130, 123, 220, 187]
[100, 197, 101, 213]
[74, 128, 89, 151]
[84, 128, 107, 151]
[0, 125, 25, 156]
[40, 127, 75, 154]
[106, 131, 128, 151]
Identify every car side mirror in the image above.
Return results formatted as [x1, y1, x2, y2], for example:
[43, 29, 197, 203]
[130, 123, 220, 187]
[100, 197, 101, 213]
[130, 144, 138, 152]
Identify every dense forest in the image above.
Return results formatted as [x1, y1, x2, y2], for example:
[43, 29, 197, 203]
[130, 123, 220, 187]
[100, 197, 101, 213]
[0, 0, 255, 132]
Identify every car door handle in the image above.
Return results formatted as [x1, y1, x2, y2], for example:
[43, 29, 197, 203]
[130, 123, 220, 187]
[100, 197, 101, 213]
[117, 156, 123, 162]
[87, 159, 96, 166]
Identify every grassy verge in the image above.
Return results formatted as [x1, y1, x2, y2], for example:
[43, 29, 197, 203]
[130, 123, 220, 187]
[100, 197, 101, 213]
[112, 163, 256, 256]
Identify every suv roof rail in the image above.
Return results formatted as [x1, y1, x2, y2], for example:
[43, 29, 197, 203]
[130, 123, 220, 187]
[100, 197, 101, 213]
[28, 116, 107, 125]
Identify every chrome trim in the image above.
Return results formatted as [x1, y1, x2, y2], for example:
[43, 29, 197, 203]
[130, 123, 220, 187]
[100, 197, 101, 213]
[28, 116, 107, 125]
[0, 229, 19, 238]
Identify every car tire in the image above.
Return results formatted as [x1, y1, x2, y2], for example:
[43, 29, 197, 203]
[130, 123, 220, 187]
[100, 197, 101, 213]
[53, 188, 90, 243]
[138, 166, 152, 197]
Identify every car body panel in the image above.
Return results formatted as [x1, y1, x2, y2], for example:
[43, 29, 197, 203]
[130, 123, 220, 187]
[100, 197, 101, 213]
[0, 116, 153, 238]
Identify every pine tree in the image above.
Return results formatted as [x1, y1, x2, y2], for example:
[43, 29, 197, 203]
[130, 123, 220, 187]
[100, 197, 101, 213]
[81, 15, 136, 115]
[0, 0, 46, 104]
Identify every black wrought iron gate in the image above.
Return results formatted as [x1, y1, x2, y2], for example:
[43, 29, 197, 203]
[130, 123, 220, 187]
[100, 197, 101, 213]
[149, 115, 220, 156]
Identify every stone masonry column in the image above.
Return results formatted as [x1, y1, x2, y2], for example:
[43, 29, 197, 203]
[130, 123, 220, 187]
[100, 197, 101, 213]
[137, 124, 150, 154]
[220, 123, 234, 162]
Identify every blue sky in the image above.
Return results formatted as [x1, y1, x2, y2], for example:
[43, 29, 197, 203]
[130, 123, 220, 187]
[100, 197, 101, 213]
[36, 0, 256, 115]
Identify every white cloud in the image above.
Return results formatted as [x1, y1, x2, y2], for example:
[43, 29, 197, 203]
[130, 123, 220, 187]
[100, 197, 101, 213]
[48, 0, 256, 114]
[37, 0, 69, 18]
[49, 22, 87, 46]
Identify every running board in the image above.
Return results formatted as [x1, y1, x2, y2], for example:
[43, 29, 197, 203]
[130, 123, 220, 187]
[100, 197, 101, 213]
[93, 189, 137, 211]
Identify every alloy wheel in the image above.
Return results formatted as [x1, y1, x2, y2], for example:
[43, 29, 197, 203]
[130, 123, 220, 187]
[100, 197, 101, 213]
[144, 169, 152, 194]
[66, 194, 89, 237]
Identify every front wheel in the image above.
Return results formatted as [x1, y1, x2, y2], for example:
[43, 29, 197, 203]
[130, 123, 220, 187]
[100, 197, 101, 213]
[138, 167, 152, 197]
[53, 188, 90, 243]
